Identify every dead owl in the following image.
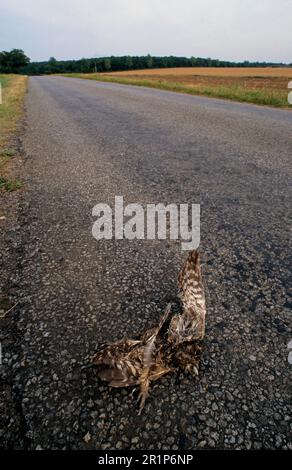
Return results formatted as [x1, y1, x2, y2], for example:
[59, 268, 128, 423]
[91, 249, 206, 413]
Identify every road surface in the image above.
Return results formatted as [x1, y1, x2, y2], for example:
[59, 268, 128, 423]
[1, 76, 291, 449]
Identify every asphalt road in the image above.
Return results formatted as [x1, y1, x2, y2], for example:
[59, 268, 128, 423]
[1, 76, 291, 449]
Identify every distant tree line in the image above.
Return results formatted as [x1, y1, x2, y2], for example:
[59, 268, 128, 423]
[21, 55, 291, 75]
[0, 49, 291, 75]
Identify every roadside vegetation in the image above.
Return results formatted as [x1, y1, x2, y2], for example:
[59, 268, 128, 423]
[0, 74, 27, 190]
[63, 69, 291, 108]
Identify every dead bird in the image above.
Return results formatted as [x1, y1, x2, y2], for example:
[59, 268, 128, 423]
[91, 249, 206, 413]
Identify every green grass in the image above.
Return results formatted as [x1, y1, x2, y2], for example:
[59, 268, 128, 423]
[0, 75, 10, 88]
[62, 73, 289, 108]
[1, 148, 16, 157]
[0, 176, 23, 192]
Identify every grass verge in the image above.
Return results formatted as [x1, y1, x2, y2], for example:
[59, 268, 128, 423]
[0, 74, 27, 190]
[61, 73, 289, 108]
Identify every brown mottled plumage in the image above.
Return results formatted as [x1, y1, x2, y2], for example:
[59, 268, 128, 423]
[91, 249, 206, 412]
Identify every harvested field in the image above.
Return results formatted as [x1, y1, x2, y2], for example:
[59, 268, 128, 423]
[106, 66, 292, 78]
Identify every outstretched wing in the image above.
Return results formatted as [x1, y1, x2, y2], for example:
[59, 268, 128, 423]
[168, 249, 206, 345]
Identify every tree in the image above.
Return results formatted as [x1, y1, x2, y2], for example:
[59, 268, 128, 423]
[0, 49, 30, 73]
[125, 56, 133, 69]
[162, 57, 169, 68]
[146, 54, 153, 68]
[47, 57, 58, 73]
[104, 58, 111, 71]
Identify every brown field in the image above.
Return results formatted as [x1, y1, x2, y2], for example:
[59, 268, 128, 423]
[106, 67, 292, 78]
[105, 67, 292, 95]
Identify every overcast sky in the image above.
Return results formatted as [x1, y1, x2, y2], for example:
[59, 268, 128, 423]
[0, 0, 291, 63]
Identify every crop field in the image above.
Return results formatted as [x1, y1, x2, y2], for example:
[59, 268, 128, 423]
[65, 67, 292, 107]
[107, 66, 292, 78]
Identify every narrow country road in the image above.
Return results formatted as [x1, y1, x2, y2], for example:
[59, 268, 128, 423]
[1, 76, 291, 449]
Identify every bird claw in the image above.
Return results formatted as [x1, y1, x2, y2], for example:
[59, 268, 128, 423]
[137, 391, 148, 415]
[185, 364, 199, 376]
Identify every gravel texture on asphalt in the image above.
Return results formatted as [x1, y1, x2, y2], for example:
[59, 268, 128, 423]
[0, 76, 291, 450]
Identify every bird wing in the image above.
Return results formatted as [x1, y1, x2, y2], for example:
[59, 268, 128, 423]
[168, 249, 206, 344]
